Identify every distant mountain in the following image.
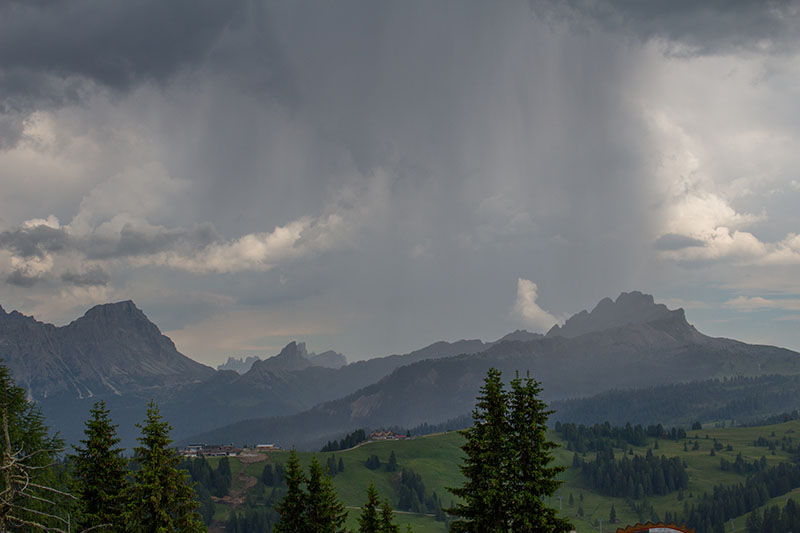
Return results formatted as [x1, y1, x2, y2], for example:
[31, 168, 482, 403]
[252, 342, 347, 373]
[0, 301, 213, 400]
[186, 294, 800, 450]
[307, 349, 347, 369]
[216, 344, 346, 375]
[549, 374, 800, 428]
[0, 300, 490, 447]
[494, 329, 543, 343]
[8, 290, 800, 451]
[217, 355, 261, 374]
[547, 291, 673, 338]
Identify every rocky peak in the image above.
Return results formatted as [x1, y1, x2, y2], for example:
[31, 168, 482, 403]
[0, 300, 213, 401]
[78, 300, 150, 327]
[307, 350, 347, 369]
[250, 342, 313, 373]
[247, 341, 348, 374]
[546, 291, 679, 338]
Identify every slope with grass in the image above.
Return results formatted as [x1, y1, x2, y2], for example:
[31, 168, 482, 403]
[200, 419, 800, 532]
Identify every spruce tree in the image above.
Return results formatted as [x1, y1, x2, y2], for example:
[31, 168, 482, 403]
[380, 499, 399, 532]
[125, 400, 205, 532]
[448, 368, 572, 533]
[358, 482, 381, 533]
[70, 401, 129, 531]
[386, 450, 398, 472]
[507, 371, 572, 532]
[306, 455, 348, 533]
[447, 367, 510, 531]
[274, 449, 307, 532]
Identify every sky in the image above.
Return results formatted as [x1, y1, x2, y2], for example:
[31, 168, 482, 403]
[1, 0, 800, 366]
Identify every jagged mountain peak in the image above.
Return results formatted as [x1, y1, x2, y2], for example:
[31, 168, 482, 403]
[546, 291, 679, 339]
[247, 341, 348, 374]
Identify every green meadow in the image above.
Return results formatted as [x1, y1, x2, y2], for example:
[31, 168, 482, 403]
[208, 419, 800, 532]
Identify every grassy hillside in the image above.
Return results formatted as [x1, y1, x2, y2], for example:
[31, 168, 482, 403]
[206, 419, 800, 532]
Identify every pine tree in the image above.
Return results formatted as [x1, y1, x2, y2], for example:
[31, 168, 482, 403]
[609, 504, 617, 524]
[275, 449, 307, 532]
[306, 455, 348, 533]
[386, 450, 398, 472]
[70, 400, 129, 531]
[507, 371, 572, 532]
[447, 368, 572, 533]
[358, 482, 382, 533]
[380, 499, 399, 532]
[447, 368, 510, 532]
[125, 400, 205, 532]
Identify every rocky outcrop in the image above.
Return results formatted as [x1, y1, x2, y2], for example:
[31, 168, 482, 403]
[0, 301, 214, 400]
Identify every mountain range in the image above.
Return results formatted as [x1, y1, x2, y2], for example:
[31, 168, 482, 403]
[217, 343, 347, 374]
[2, 291, 799, 449]
[185, 295, 800, 449]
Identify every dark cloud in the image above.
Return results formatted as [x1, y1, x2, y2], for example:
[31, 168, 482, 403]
[60, 266, 110, 287]
[533, 0, 800, 54]
[0, 0, 245, 91]
[0, 225, 68, 258]
[81, 223, 219, 260]
[6, 269, 41, 288]
[0, 222, 218, 261]
[0, 0, 247, 145]
[654, 233, 706, 251]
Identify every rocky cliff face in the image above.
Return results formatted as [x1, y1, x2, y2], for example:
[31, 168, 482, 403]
[546, 291, 676, 338]
[0, 301, 214, 400]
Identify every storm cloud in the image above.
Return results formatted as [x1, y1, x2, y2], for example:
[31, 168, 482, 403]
[2, 0, 800, 363]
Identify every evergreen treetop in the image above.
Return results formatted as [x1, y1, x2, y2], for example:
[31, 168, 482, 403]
[358, 482, 382, 533]
[447, 368, 573, 533]
[125, 399, 205, 532]
[274, 449, 307, 533]
[306, 455, 348, 533]
[70, 400, 129, 532]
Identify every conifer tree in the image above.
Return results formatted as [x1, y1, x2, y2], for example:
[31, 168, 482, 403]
[380, 499, 399, 533]
[386, 450, 398, 472]
[274, 449, 307, 532]
[448, 368, 572, 532]
[306, 455, 348, 533]
[125, 400, 205, 532]
[70, 400, 129, 531]
[358, 482, 382, 533]
[0, 364, 72, 532]
[507, 371, 572, 532]
[447, 368, 510, 531]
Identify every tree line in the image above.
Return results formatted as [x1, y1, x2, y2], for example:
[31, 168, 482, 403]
[321, 429, 367, 452]
[575, 448, 689, 498]
[555, 420, 687, 453]
[677, 460, 800, 532]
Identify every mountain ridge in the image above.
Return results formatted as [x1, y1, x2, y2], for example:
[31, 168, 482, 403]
[183, 298, 800, 450]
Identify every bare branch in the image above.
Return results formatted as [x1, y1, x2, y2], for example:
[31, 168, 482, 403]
[7, 513, 68, 532]
[8, 504, 69, 525]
